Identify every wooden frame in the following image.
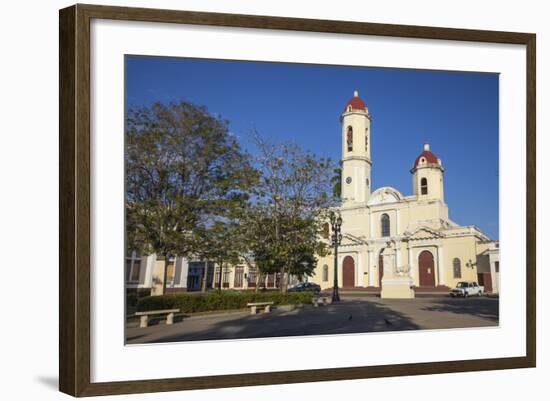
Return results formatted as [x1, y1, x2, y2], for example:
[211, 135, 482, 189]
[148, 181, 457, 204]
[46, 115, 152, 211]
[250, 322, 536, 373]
[59, 3, 536, 397]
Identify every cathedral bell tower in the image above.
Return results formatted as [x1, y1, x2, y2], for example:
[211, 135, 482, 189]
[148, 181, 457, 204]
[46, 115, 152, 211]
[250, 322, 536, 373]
[341, 90, 372, 205]
[411, 143, 445, 201]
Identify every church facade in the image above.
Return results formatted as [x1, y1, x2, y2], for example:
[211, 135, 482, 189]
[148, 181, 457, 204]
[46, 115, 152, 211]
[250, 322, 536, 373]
[311, 91, 500, 294]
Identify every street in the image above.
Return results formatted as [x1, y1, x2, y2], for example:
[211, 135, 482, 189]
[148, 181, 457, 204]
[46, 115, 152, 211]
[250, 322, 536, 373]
[126, 296, 499, 344]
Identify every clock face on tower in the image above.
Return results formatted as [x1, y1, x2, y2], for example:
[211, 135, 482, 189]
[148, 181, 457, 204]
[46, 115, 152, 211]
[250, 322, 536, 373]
[346, 177, 352, 184]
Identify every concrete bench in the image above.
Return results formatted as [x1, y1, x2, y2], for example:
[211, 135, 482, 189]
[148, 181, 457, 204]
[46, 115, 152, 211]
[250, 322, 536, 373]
[135, 309, 180, 328]
[247, 302, 274, 315]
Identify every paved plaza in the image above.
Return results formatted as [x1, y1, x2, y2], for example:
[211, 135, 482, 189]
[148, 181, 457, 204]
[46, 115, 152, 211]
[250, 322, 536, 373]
[126, 296, 499, 344]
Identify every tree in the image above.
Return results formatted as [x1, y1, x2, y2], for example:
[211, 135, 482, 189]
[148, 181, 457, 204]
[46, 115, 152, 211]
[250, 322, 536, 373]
[246, 132, 336, 292]
[125, 100, 256, 294]
[331, 167, 342, 201]
[194, 220, 244, 291]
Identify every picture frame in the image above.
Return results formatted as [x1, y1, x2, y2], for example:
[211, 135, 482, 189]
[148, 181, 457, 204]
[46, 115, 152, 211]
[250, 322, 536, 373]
[59, 3, 536, 397]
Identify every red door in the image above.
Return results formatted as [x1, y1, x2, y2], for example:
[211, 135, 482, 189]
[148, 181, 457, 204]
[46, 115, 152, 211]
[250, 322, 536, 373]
[418, 250, 435, 287]
[378, 252, 384, 287]
[477, 273, 493, 293]
[342, 256, 355, 288]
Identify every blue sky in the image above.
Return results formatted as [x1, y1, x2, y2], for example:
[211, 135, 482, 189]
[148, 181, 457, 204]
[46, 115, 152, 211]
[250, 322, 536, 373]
[126, 56, 499, 239]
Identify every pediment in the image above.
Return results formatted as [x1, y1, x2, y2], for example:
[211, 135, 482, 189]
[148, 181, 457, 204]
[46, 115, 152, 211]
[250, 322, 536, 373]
[340, 233, 367, 247]
[367, 186, 404, 206]
[406, 226, 444, 240]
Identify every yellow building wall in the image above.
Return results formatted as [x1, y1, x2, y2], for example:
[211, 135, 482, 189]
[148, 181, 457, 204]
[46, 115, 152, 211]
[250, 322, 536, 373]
[439, 236, 479, 288]
[311, 234, 490, 290]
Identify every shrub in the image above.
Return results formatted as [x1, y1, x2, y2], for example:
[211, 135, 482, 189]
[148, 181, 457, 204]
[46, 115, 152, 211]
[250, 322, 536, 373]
[126, 288, 152, 307]
[136, 290, 314, 313]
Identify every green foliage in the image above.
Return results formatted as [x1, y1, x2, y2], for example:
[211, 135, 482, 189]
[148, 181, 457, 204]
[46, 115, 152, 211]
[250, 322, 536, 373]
[126, 288, 152, 307]
[331, 167, 342, 201]
[125, 100, 257, 260]
[243, 132, 336, 290]
[126, 100, 338, 295]
[136, 290, 315, 313]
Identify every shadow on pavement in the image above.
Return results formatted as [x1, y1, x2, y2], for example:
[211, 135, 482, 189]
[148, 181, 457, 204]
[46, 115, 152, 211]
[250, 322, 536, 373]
[421, 298, 499, 322]
[129, 299, 421, 344]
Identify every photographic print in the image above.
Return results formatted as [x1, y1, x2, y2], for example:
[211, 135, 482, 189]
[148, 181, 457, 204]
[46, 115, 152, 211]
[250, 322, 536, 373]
[59, 5, 535, 395]
[124, 56, 500, 344]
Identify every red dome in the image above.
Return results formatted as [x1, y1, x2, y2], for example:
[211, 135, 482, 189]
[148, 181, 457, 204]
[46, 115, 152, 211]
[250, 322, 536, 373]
[413, 144, 440, 168]
[344, 90, 367, 112]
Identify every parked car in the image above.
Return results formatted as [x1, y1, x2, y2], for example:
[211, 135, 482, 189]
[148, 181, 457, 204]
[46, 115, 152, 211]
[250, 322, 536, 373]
[287, 282, 321, 294]
[449, 281, 484, 297]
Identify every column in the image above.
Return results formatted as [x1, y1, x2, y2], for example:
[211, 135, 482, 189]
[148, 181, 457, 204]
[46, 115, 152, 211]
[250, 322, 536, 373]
[128, 251, 136, 284]
[367, 250, 375, 286]
[148, 254, 157, 288]
[436, 245, 445, 286]
[243, 265, 249, 289]
[369, 210, 373, 238]
[408, 246, 414, 284]
[395, 242, 401, 272]
[490, 260, 498, 294]
[356, 252, 363, 287]
[396, 209, 401, 235]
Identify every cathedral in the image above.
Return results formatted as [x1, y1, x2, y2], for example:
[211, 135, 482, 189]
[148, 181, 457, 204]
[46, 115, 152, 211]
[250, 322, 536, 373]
[311, 90, 500, 295]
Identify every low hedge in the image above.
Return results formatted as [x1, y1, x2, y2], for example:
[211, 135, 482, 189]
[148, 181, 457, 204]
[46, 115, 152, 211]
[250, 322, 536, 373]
[136, 290, 314, 313]
[126, 288, 152, 307]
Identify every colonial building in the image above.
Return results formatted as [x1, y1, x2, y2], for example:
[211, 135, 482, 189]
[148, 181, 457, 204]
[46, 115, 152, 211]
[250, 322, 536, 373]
[311, 90, 499, 294]
[126, 252, 297, 295]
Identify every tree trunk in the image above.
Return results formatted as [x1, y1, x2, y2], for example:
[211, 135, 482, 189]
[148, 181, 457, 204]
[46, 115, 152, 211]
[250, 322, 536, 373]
[279, 266, 287, 293]
[255, 270, 260, 293]
[218, 261, 223, 291]
[162, 254, 169, 295]
[201, 260, 208, 293]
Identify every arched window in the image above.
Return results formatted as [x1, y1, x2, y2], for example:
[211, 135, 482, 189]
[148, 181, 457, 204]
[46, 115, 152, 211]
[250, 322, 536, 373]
[381, 213, 390, 237]
[322, 265, 329, 282]
[453, 258, 462, 278]
[421, 177, 428, 195]
[346, 126, 353, 151]
[365, 128, 369, 151]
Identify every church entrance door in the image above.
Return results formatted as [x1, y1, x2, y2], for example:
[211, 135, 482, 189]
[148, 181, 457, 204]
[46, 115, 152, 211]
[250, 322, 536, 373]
[418, 250, 435, 287]
[342, 256, 355, 288]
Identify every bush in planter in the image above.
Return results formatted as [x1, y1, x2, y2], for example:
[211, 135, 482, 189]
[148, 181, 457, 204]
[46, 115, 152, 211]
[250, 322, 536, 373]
[136, 290, 315, 313]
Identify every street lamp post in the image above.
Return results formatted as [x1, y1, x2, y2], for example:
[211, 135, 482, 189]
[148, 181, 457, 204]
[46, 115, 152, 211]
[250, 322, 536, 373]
[330, 211, 343, 303]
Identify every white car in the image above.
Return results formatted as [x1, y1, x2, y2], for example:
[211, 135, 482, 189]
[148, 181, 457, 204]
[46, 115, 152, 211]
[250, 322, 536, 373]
[449, 281, 484, 297]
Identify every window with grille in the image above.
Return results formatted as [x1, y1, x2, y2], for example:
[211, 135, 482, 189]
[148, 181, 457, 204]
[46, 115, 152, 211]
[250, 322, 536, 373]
[453, 258, 462, 278]
[322, 265, 329, 282]
[222, 268, 231, 288]
[234, 267, 244, 288]
[126, 257, 141, 282]
[248, 268, 258, 287]
[166, 261, 175, 284]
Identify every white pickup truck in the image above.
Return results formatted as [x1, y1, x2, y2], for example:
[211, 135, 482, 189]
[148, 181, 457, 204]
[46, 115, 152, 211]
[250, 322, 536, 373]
[449, 281, 484, 297]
